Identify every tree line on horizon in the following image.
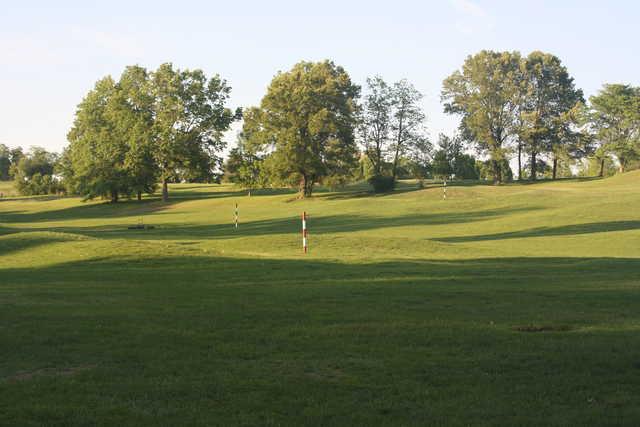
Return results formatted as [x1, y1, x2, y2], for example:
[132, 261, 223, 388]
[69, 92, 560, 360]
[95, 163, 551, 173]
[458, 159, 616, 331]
[3, 50, 639, 200]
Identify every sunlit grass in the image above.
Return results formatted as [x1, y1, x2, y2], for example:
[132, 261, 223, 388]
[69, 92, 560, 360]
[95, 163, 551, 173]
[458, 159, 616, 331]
[0, 180, 16, 197]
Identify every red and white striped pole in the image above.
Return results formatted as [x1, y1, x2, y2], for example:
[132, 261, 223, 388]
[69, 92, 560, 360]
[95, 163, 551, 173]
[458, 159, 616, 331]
[302, 211, 308, 253]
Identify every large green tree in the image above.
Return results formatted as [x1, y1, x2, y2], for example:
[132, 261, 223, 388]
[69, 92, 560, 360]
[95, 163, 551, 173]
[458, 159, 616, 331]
[151, 63, 239, 201]
[112, 66, 157, 200]
[442, 50, 522, 184]
[66, 64, 238, 202]
[244, 60, 359, 197]
[358, 76, 429, 186]
[358, 76, 393, 176]
[223, 134, 264, 196]
[589, 84, 640, 173]
[550, 102, 592, 179]
[66, 77, 131, 202]
[389, 79, 428, 180]
[517, 51, 584, 180]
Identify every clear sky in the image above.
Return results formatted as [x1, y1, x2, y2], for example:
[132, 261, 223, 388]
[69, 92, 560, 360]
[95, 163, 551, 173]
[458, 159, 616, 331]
[1, 0, 639, 154]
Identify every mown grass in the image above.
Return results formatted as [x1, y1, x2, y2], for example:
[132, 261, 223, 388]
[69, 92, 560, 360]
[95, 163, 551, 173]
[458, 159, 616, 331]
[1, 173, 640, 426]
[0, 180, 17, 198]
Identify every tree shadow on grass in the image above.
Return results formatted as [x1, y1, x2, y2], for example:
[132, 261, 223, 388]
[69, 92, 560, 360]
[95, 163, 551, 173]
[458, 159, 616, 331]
[319, 179, 519, 201]
[506, 176, 604, 185]
[319, 180, 443, 201]
[434, 220, 640, 243]
[2, 254, 639, 291]
[0, 190, 251, 223]
[0, 201, 173, 223]
[1, 206, 542, 241]
[0, 186, 309, 224]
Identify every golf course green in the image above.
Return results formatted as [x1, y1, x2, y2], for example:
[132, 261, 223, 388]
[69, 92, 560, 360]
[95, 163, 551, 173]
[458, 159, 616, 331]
[1, 173, 639, 426]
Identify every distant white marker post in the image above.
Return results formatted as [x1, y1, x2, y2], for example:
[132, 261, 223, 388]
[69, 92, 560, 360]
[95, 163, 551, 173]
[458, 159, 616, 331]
[234, 203, 238, 228]
[443, 179, 447, 200]
[302, 211, 308, 254]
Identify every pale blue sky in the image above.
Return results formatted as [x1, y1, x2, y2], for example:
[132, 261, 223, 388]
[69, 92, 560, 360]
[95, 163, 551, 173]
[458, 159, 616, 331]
[1, 0, 638, 153]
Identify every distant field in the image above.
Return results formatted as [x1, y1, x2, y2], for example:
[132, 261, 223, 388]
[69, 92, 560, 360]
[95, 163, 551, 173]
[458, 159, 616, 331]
[0, 180, 16, 197]
[1, 173, 640, 426]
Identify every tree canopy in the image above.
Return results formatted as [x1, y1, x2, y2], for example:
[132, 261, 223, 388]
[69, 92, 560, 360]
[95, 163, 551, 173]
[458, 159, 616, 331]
[589, 84, 640, 173]
[10, 52, 638, 201]
[358, 76, 429, 190]
[442, 50, 522, 183]
[150, 63, 239, 200]
[65, 63, 239, 202]
[0, 145, 23, 181]
[517, 51, 584, 180]
[223, 134, 264, 196]
[11, 146, 62, 196]
[243, 60, 360, 197]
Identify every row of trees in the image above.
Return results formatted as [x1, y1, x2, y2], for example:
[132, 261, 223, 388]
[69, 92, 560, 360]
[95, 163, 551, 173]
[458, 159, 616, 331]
[12, 147, 64, 195]
[62, 63, 240, 202]
[225, 53, 638, 196]
[0, 144, 24, 181]
[442, 50, 640, 183]
[225, 61, 439, 196]
[0, 145, 64, 195]
[0, 145, 25, 181]
[589, 84, 640, 175]
[442, 50, 586, 183]
[6, 51, 638, 199]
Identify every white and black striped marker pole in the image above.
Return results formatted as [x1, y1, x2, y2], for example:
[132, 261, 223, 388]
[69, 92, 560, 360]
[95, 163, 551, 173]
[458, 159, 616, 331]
[234, 203, 238, 228]
[302, 211, 308, 254]
[443, 180, 447, 200]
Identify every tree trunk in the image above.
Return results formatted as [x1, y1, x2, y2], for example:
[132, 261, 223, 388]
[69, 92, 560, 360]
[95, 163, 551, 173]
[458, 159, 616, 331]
[305, 177, 314, 197]
[530, 152, 537, 181]
[517, 143, 522, 180]
[392, 113, 404, 181]
[599, 158, 605, 177]
[492, 159, 501, 185]
[299, 175, 313, 198]
[391, 146, 401, 181]
[552, 156, 558, 180]
[162, 178, 169, 202]
[137, 191, 142, 201]
[110, 189, 118, 203]
[619, 157, 626, 173]
[299, 176, 306, 198]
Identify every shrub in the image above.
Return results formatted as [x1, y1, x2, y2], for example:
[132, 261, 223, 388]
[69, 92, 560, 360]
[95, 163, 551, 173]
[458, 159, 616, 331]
[368, 174, 395, 193]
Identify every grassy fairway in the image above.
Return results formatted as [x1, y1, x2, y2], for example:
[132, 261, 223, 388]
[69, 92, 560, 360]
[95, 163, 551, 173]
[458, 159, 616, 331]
[0, 181, 17, 198]
[1, 173, 639, 426]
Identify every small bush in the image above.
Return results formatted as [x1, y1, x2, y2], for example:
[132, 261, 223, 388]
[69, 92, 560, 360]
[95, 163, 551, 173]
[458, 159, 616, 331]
[368, 175, 395, 193]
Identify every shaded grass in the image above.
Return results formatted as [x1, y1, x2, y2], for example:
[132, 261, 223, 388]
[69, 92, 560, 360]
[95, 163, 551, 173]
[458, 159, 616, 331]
[2, 255, 640, 426]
